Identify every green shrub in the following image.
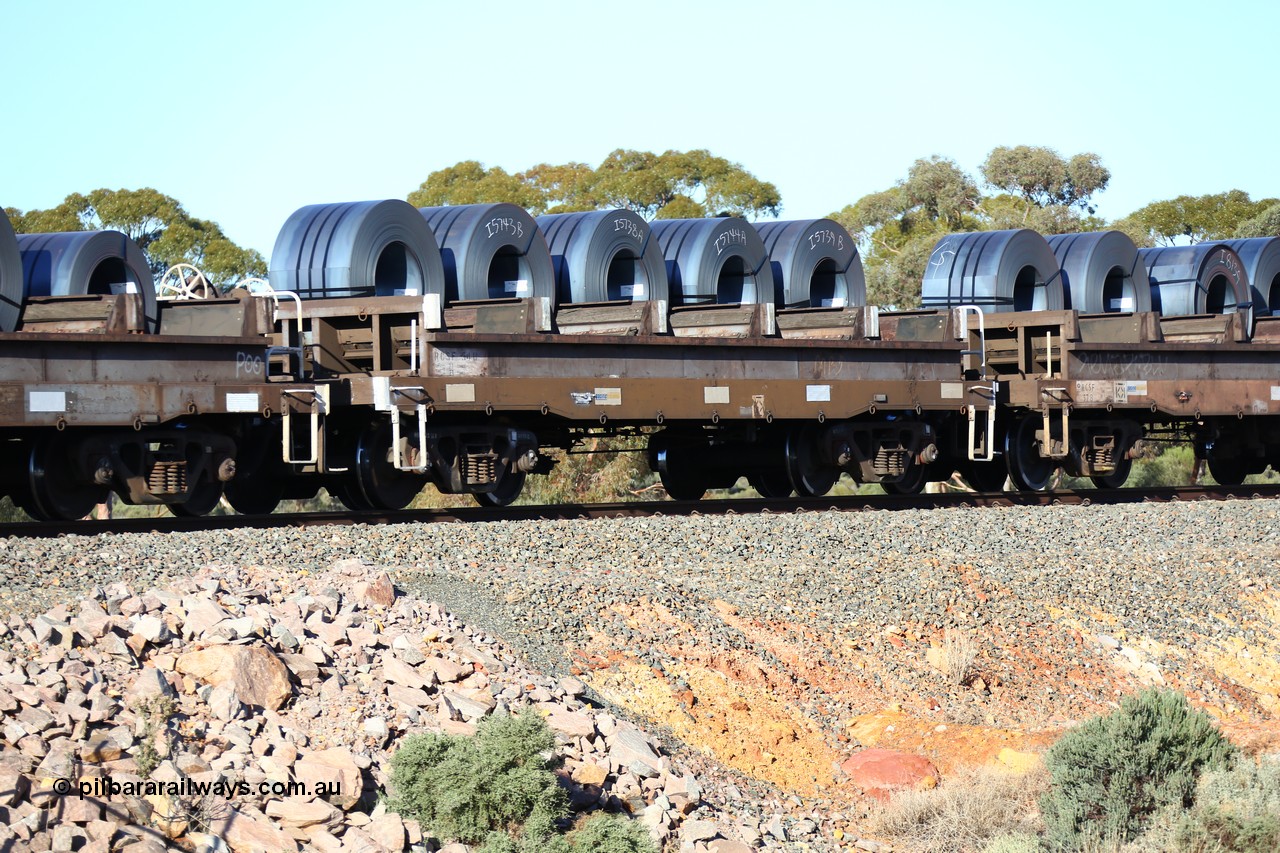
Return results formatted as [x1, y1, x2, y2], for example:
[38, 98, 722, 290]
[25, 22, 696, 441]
[567, 814, 659, 853]
[1039, 689, 1238, 850]
[388, 710, 568, 845]
[982, 833, 1040, 853]
[1155, 759, 1280, 852]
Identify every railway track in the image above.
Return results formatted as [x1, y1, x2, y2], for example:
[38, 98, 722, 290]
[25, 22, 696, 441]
[4, 484, 1279, 539]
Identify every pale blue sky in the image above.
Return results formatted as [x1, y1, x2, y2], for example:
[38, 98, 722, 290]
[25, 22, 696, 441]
[4, 0, 1277, 258]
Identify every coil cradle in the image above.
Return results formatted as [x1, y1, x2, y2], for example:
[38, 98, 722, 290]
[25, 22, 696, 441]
[921, 229, 1064, 313]
[1138, 243, 1251, 317]
[537, 209, 668, 304]
[0, 210, 22, 333]
[1047, 231, 1152, 314]
[16, 230, 158, 333]
[269, 199, 446, 300]
[649, 217, 772, 305]
[418, 203, 555, 304]
[754, 219, 866, 309]
[1223, 237, 1280, 315]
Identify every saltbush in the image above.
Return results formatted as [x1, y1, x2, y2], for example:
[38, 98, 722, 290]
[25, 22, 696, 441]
[566, 813, 659, 852]
[1152, 758, 1280, 852]
[388, 710, 656, 852]
[388, 710, 567, 845]
[1039, 689, 1238, 850]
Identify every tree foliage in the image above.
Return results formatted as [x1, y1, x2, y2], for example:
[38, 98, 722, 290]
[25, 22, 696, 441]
[407, 149, 781, 220]
[835, 147, 1113, 308]
[980, 146, 1110, 215]
[1234, 202, 1280, 239]
[1115, 190, 1278, 247]
[831, 156, 981, 308]
[6, 188, 265, 286]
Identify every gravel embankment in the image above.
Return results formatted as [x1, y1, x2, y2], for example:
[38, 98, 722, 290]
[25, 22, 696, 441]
[1, 501, 1278, 850]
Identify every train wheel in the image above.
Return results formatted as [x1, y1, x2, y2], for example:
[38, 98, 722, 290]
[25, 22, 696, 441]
[959, 460, 1007, 492]
[225, 476, 284, 515]
[474, 469, 527, 507]
[748, 469, 793, 498]
[1207, 456, 1247, 486]
[785, 425, 838, 497]
[883, 457, 934, 495]
[330, 481, 375, 511]
[1006, 413, 1056, 491]
[351, 424, 426, 510]
[659, 468, 707, 501]
[225, 426, 285, 515]
[1091, 456, 1133, 489]
[168, 475, 223, 517]
[26, 434, 107, 521]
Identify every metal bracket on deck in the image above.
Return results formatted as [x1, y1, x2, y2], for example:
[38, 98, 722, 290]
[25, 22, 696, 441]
[967, 383, 998, 462]
[281, 385, 327, 465]
[1041, 387, 1071, 459]
[376, 383, 432, 472]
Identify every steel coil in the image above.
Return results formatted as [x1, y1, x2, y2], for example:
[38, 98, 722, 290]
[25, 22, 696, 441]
[1046, 231, 1152, 314]
[921, 229, 1063, 313]
[417, 203, 554, 304]
[270, 200, 445, 301]
[1138, 244, 1250, 316]
[1222, 238, 1280, 314]
[753, 219, 866, 308]
[17, 231, 157, 332]
[0, 209, 21, 333]
[649, 217, 771, 305]
[535, 209, 667, 304]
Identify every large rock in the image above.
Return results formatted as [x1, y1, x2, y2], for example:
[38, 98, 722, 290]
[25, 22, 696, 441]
[208, 805, 298, 853]
[181, 596, 231, 639]
[294, 748, 363, 811]
[424, 657, 469, 683]
[359, 572, 397, 607]
[542, 706, 595, 739]
[265, 798, 339, 828]
[382, 657, 428, 689]
[610, 725, 661, 774]
[367, 811, 406, 852]
[841, 748, 939, 800]
[176, 645, 292, 710]
[125, 668, 174, 702]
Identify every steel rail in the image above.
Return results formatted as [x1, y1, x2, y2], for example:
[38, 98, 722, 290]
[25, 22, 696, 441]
[2, 484, 1278, 540]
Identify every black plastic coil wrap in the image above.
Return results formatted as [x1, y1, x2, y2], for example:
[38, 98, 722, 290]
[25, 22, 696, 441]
[535, 209, 668, 304]
[1046, 231, 1152, 313]
[649, 217, 771, 306]
[0, 209, 21, 333]
[417, 203, 555, 304]
[753, 219, 866, 308]
[17, 230, 157, 332]
[1138, 244, 1250, 316]
[1222, 238, 1280, 314]
[269, 200, 446, 300]
[921, 229, 1063, 313]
